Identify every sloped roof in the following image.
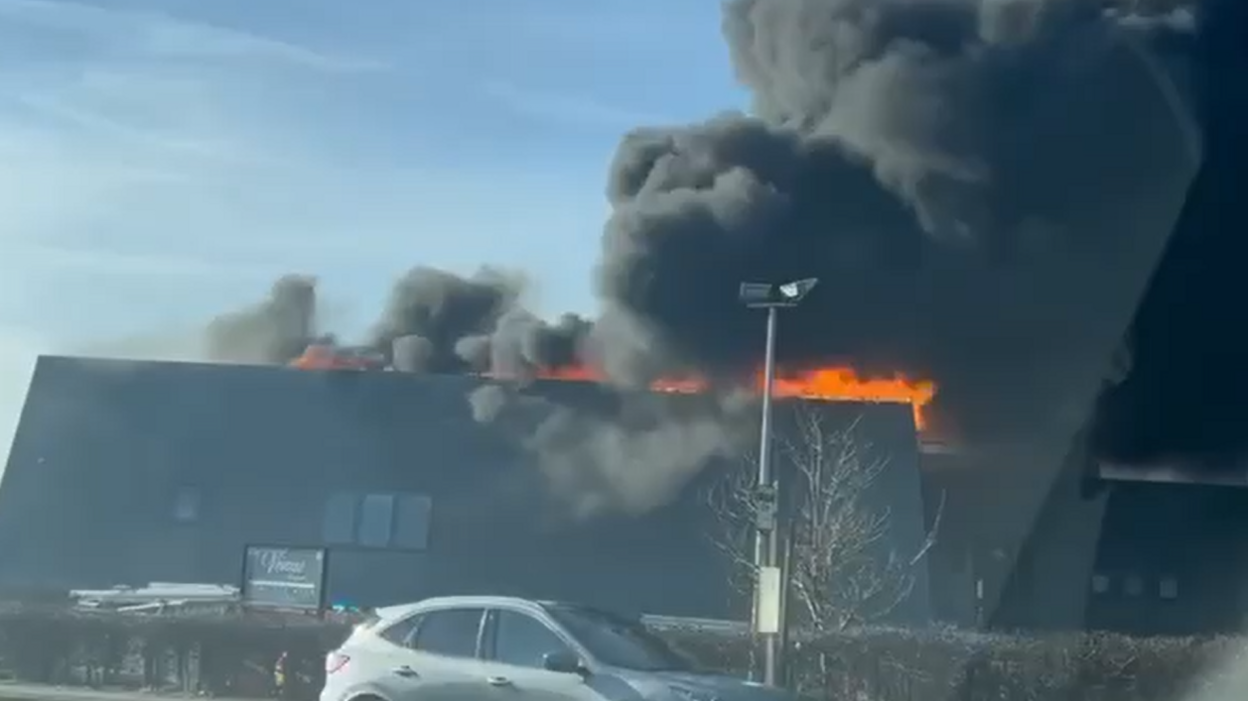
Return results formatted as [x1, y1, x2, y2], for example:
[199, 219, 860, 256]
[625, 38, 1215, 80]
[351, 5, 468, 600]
[0, 355, 926, 510]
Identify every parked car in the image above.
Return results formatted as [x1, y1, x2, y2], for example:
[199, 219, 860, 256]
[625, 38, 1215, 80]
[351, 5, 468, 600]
[320, 595, 794, 701]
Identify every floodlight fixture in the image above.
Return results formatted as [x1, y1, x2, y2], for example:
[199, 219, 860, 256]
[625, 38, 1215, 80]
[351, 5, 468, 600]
[738, 282, 774, 307]
[738, 277, 819, 309]
[779, 277, 818, 302]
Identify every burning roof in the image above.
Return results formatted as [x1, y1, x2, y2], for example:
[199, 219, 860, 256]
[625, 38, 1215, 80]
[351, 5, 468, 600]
[289, 353, 937, 432]
[287, 342, 387, 372]
[516, 365, 936, 431]
[0, 355, 931, 616]
[0, 355, 928, 530]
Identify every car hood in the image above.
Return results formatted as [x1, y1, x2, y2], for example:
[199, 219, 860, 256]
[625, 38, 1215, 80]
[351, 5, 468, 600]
[612, 668, 794, 701]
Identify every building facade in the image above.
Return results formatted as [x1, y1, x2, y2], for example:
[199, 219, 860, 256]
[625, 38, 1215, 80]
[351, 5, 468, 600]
[0, 356, 932, 625]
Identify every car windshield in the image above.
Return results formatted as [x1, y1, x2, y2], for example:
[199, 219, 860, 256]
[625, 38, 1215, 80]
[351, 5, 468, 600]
[543, 604, 697, 672]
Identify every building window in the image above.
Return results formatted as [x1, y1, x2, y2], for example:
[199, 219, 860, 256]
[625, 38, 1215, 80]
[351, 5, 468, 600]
[358, 494, 396, 548]
[173, 487, 200, 522]
[1090, 574, 1110, 595]
[394, 494, 433, 550]
[322, 492, 432, 550]
[1159, 576, 1178, 600]
[323, 492, 357, 544]
[1124, 574, 1144, 597]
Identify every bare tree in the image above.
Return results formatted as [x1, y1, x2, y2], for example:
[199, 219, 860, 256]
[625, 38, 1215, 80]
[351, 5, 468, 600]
[707, 405, 944, 634]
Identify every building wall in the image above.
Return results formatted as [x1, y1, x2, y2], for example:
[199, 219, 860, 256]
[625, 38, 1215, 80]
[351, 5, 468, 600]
[966, 433, 1248, 636]
[917, 443, 1095, 630]
[988, 438, 1109, 632]
[0, 356, 932, 624]
[1083, 482, 1248, 635]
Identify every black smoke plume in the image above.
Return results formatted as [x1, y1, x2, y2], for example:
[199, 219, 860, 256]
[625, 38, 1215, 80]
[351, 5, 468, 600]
[1091, 0, 1248, 464]
[592, 0, 1199, 445]
[205, 275, 317, 365]
[204, 0, 1231, 495]
[204, 267, 592, 379]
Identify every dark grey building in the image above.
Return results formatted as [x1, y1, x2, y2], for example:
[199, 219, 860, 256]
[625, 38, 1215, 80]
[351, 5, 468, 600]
[981, 444, 1248, 636]
[0, 355, 932, 624]
[984, 103, 1248, 636]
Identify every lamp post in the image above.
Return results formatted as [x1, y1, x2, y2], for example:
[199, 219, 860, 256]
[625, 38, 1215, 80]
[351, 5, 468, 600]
[738, 277, 819, 687]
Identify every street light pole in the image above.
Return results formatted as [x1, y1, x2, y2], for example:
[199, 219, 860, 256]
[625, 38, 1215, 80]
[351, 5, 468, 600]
[756, 305, 779, 685]
[738, 278, 818, 688]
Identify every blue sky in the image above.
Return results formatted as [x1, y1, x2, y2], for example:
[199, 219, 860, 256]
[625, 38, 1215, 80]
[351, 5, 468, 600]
[0, 0, 747, 451]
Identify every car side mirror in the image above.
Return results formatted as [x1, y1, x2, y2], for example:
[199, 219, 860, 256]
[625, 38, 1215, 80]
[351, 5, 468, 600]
[542, 651, 587, 676]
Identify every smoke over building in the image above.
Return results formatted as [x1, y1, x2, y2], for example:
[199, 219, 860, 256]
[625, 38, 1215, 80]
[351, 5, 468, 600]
[199, 0, 1241, 497]
[1091, 0, 1248, 466]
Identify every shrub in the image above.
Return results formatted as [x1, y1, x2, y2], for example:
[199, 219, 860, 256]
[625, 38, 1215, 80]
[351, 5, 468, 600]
[665, 626, 1248, 701]
[0, 606, 1242, 701]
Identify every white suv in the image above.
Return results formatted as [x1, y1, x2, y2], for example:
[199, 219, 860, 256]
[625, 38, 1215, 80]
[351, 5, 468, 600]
[320, 595, 793, 701]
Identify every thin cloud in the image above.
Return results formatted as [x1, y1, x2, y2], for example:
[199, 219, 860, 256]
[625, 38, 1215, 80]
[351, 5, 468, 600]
[482, 80, 674, 130]
[0, 0, 387, 73]
[0, 1, 341, 283]
[7, 68, 284, 167]
[135, 15, 387, 73]
[14, 91, 262, 164]
[8, 243, 274, 279]
[511, 3, 714, 52]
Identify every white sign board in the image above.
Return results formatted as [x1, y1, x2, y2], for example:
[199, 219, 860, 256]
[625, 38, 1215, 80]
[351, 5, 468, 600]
[241, 546, 327, 611]
[755, 566, 782, 634]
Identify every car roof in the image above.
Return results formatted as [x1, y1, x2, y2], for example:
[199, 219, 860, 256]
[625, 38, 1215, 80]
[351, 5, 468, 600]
[370, 597, 743, 635]
[373, 595, 559, 622]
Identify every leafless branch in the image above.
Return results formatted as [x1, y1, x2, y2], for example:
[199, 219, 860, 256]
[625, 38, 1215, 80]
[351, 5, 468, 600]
[705, 403, 941, 636]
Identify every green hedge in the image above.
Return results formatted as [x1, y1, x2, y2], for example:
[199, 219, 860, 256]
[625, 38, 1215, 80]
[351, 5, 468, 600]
[0, 606, 348, 698]
[0, 607, 1243, 701]
[662, 626, 1248, 701]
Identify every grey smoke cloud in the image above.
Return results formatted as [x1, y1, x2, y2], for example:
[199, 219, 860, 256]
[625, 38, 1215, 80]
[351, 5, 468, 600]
[200, 0, 1214, 511]
[470, 381, 756, 518]
[367, 267, 591, 377]
[204, 274, 317, 365]
[391, 334, 434, 373]
[592, 0, 1198, 443]
[468, 383, 508, 423]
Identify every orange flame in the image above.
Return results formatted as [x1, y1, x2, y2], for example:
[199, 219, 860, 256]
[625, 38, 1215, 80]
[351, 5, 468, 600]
[533, 365, 601, 382]
[767, 367, 935, 429]
[522, 365, 937, 430]
[289, 343, 937, 430]
[288, 344, 386, 371]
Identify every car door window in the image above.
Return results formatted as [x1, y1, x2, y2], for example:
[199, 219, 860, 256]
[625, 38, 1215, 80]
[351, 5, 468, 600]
[411, 608, 486, 658]
[491, 609, 574, 669]
[378, 614, 421, 647]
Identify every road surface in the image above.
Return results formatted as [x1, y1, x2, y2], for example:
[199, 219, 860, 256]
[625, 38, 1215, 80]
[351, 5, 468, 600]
[0, 683, 267, 701]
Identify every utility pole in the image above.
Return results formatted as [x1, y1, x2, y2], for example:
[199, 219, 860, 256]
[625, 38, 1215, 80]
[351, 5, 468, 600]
[738, 278, 818, 687]
[756, 305, 779, 685]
